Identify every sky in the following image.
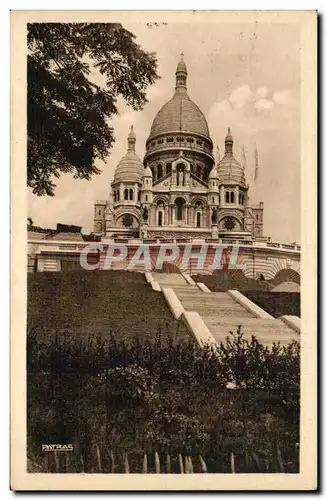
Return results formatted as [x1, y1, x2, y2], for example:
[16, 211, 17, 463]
[28, 20, 301, 243]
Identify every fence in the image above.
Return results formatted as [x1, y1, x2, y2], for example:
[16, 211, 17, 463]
[30, 448, 290, 474]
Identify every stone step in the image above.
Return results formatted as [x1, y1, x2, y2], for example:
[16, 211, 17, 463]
[205, 318, 298, 347]
[203, 317, 293, 330]
[152, 273, 187, 286]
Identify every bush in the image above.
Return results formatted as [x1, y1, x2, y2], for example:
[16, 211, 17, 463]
[27, 328, 300, 473]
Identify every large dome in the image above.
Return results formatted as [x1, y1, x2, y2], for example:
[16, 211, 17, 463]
[148, 55, 210, 140]
[113, 126, 144, 184]
[150, 93, 210, 138]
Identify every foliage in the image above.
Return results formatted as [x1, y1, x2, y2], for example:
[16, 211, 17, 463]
[27, 328, 300, 473]
[27, 23, 159, 195]
[244, 291, 300, 318]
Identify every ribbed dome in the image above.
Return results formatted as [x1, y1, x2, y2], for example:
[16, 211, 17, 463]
[217, 155, 246, 186]
[113, 126, 144, 184]
[150, 94, 210, 138]
[149, 56, 210, 140]
[217, 128, 246, 186]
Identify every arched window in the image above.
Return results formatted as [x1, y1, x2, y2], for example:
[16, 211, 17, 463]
[212, 197, 215, 204]
[239, 192, 242, 204]
[157, 164, 163, 179]
[158, 211, 163, 226]
[113, 191, 116, 202]
[117, 190, 120, 201]
[124, 189, 128, 200]
[175, 197, 185, 221]
[166, 163, 172, 175]
[145, 195, 148, 201]
[138, 191, 141, 201]
[129, 189, 133, 200]
[196, 212, 201, 227]
[225, 191, 230, 203]
[196, 165, 201, 178]
[231, 192, 235, 203]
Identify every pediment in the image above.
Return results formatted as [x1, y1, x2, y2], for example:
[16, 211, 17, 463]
[153, 177, 171, 190]
[190, 177, 207, 189]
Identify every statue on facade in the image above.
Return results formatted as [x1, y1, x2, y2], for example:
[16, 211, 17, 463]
[142, 205, 149, 222]
[178, 169, 184, 186]
[211, 208, 218, 225]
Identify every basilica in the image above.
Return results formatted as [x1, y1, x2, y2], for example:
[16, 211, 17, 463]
[93, 56, 264, 241]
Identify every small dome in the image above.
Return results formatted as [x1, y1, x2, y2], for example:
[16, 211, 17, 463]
[217, 156, 246, 186]
[217, 127, 246, 186]
[143, 165, 153, 178]
[113, 126, 143, 184]
[209, 166, 219, 179]
[176, 54, 187, 73]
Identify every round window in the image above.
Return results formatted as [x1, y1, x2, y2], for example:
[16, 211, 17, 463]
[224, 217, 236, 230]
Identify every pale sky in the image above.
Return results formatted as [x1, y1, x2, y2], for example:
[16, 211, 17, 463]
[28, 21, 301, 243]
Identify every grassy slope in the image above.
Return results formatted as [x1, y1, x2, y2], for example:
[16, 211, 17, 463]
[27, 270, 190, 343]
[192, 272, 300, 317]
[193, 272, 271, 293]
[243, 291, 301, 318]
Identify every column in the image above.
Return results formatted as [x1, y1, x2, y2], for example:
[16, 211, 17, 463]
[164, 205, 169, 225]
[119, 182, 124, 202]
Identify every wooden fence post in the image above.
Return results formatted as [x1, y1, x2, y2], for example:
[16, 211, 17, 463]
[142, 453, 148, 473]
[166, 453, 171, 473]
[277, 448, 285, 473]
[199, 455, 207, 473]
[178, 453, 184, 474]
[110, 450, 115, 473]
[155, 451, 160, 473]
[231, 452, 236, 473]
[96, 444, 102, 473]
[54, 451, 60, 472]
[123, 453, 130, 473]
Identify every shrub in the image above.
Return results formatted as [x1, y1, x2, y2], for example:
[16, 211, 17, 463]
[27, 328, 300, 472]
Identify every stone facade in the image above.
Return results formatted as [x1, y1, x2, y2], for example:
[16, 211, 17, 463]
[94, 56, 264, 242]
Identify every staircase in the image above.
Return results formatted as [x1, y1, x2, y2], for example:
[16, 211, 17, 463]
[153, 273, 299, 348]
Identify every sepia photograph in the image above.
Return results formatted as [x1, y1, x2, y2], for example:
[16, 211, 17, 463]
[10, 10, 317, 491]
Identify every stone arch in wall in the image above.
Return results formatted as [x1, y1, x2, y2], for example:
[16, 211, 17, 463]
[153, 195, 168, 206]
[218, 214, 243, 231]
[271, 268, 301, 285]
[115, 207, 141, 228]
[161, 262, 182, 274]
[238, 253, 300, 282]
[191, 196, 207, 207]
[116, 213, 140, 228]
